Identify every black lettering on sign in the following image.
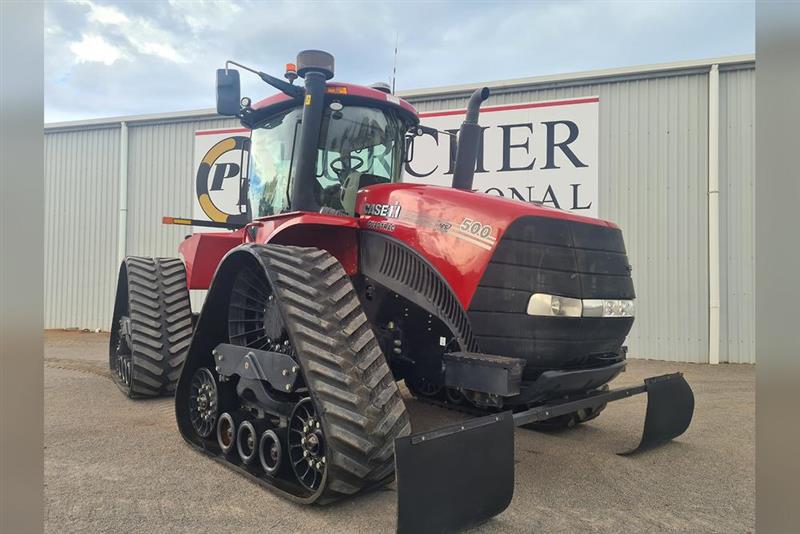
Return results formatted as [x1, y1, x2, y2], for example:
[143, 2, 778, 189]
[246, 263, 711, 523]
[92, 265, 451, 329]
[210, 162, 240, 191]
[405, 130, 439, 178]
[542, 120, 587, 169]
[485, 187, 505, 197]
[570, 183, 592, 210]
[499, 123, 536, 172]
[445, 128, 459, 175]
[540, 185, 561, 209]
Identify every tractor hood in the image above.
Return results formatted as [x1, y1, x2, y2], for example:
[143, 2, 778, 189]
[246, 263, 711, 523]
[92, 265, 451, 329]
[355, 183, 622, 308]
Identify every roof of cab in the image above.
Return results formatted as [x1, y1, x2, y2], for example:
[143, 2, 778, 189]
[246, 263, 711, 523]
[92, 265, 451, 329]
[251, 82, 419, 123]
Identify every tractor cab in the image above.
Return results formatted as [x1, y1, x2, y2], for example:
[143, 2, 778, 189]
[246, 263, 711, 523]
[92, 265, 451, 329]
[215, 51, 420, 220]
[247, 97, 411, 218]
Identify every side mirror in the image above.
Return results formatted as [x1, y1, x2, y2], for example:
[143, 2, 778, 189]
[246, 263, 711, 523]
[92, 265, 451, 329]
[216, 69, 241, 116]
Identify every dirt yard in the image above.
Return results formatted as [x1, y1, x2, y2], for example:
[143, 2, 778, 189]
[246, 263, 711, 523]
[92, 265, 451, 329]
[44, 330, 754, 533]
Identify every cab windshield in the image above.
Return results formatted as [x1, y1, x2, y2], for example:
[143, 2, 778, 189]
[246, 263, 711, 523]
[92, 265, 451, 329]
[247, 103, 406, 218]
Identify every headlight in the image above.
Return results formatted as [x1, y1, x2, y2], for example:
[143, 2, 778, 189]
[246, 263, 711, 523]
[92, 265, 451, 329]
[583, 298, 635, 318]
[526, 294, 582, 317]
[527, 294, 635, 318]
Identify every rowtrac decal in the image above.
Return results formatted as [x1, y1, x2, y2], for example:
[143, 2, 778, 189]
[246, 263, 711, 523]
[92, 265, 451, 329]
[366, 220, 397, 232]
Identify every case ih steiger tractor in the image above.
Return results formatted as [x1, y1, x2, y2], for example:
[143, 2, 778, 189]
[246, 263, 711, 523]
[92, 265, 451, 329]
[109, 50, 694, 532]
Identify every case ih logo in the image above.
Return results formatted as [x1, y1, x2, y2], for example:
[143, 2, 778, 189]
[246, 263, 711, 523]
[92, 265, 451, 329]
[362, 203, 402, 218]
[193, 129, 251, 225]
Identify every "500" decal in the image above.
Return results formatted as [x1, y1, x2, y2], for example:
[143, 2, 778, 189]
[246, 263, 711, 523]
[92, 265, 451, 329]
[452, 218, 497, 250]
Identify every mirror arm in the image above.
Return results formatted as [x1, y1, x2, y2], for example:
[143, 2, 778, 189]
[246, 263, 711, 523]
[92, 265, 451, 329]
[226, 60, 304, 100]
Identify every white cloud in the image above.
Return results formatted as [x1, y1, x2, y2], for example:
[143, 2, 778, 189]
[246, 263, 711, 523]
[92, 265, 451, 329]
[87, 3, 128, 25]
[69, 34, 123, 65]
[135, 41, 187, 63]
[68, 0, 127, 25]
[167, 0, 242, 33]
[68, 0, 188, 64]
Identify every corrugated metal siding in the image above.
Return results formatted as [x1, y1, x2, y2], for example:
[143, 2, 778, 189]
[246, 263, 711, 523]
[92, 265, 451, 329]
[43, 118, 236, 329]
[125, 118, 236, 314]
[126, 118, 236, 257]
[719, 68, 756, 363]
[409, 74, 710, 362]
[44, 127, 120, 330]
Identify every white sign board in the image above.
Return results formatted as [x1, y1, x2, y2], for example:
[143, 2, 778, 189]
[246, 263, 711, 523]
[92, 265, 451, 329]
[192, 96, 599, 221]
[192, 127, 250, 226]
[407, 96, 599, 216]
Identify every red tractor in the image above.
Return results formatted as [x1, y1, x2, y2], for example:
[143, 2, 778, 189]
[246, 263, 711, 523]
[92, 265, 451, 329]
[109, 50, 693, 532]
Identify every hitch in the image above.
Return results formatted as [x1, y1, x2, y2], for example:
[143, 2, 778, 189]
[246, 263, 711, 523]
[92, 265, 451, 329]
[394, 373, 694, 533]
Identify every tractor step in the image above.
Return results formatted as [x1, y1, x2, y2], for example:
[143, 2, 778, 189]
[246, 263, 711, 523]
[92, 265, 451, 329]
[395, 372, 694, 533]
[443, 351, 525, 396]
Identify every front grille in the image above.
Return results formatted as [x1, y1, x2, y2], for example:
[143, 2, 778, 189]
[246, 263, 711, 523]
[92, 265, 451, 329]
[468, 216, 635, 371]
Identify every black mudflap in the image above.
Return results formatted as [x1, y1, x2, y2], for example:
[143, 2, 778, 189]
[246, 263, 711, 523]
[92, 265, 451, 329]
[395, 412, 514, 534]
[622, 373, 694, 454]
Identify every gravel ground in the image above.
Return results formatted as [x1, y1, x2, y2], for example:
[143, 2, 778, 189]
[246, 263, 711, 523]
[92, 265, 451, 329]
[44, 330, 754, 533]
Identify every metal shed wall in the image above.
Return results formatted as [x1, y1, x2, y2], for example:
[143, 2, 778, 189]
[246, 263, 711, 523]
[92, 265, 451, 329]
[43, 58, 755, 364]
[126, 117, 238, 314]
[719, 68, 756, 363]
[44, 126, 120, 330]
[126, 118, 236, 257]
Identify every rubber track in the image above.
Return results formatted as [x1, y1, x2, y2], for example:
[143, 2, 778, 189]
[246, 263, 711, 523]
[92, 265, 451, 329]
[254, 245, 412, 498]
[124, 257, 193, 397]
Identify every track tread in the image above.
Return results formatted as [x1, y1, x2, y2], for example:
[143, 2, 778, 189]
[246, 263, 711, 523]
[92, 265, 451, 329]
[254, 244, 411, 498]
[113, 256, 193, 398]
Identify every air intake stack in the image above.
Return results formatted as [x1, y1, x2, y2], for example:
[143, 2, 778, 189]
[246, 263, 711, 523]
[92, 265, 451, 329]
[452, 87, 490, 191]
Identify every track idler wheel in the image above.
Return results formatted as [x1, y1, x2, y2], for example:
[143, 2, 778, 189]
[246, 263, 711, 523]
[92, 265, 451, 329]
[445, 387, 466, 405]
[259, 429, 283, 475]
[405, 377, 443, 400]
[216, 412, 240, 456]
[188, 368, 218, 438]
[288, 398, 327, 492]
[237, 420, 261, 465]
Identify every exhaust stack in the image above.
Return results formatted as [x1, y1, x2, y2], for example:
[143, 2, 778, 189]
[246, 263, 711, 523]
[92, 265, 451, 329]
[291, 50, 335, 213]
[452, 87, 490, 191]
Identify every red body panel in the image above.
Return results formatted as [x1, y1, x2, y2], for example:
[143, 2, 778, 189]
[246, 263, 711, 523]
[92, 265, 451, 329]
[179, 213, 360, 289]
[355, 184, 616, 308]
[247, 213, 360, 275]
[179, 229, 246, 289]
[180, 186, 615, 305]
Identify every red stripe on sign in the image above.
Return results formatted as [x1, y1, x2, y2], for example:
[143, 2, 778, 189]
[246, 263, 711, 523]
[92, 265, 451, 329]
[418, 97, 599, 118]
[195, 128, 250, 136]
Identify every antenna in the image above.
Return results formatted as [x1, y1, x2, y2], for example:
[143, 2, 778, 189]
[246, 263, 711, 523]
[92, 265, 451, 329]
[391, 32, 398, 94]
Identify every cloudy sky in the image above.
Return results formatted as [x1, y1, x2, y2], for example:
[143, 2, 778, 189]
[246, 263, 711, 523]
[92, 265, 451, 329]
[44, 0, 754, 123]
